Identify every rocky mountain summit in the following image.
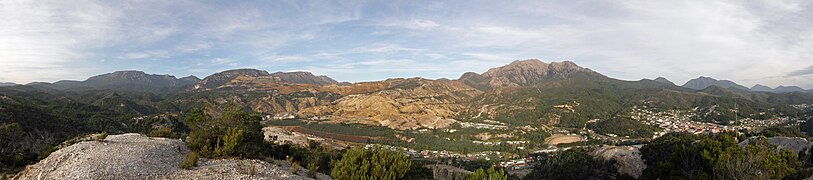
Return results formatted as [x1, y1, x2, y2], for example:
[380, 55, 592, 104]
[15, 134, 319, 180]
[459, 60, 597, 90]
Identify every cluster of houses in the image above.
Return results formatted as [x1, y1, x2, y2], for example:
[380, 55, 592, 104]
[458, 121, 508, 130]
[632, 105, 791, 138]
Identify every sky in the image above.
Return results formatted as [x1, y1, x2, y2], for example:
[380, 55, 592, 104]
[1, 0, 812, 89]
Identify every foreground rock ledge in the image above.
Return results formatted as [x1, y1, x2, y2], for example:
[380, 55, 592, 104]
[15, 133, 318, 180]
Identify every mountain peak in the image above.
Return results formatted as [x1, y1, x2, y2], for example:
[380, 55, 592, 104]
[653, 77, 675, 85]
[197, 69, 271, 89]
[196, 69, 338, 90]
[459, 59, 596, 90]
[269, 71, 338, 85]
[775, 85, 806, 93]
[682, 76, 748, 90]
[750, 84, 774, 92]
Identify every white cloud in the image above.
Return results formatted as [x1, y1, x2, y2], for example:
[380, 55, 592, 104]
[0, 0, 119, 82]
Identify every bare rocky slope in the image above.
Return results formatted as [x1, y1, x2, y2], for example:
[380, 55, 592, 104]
[15, 133, 322, 180]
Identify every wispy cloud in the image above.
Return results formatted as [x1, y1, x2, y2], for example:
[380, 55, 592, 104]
[788, 65, 813, 77]
[1, 0, 812, 88]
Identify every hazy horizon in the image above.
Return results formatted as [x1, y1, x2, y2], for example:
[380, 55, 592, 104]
[2, 1, 812, 88]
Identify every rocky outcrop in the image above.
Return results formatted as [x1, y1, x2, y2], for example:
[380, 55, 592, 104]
[15, 133, 320, 180]
[593, 145, 645, 179]
[739, 137, 813, 154]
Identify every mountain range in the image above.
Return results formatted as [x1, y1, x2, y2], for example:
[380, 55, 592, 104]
[10, 59, 810, 130]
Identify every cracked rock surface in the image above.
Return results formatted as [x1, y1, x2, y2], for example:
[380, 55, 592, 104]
[15, 133, 321, 180]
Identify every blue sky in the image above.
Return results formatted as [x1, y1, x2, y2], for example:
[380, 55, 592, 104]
[1, 0, 813, 88]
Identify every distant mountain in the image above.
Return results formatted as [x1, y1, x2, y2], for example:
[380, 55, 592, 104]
[775, 86, 807, 93]
[751, 84, 774, 92]
[195, 69, 338, 90]
[458, 59, 603, 90]
[0, 82, 16, 87]
[269, 71, 338, 85]
[28, 71, 199, 92]
[750, 84, 809, 93]
[682, 76, 749, 90]
[653, 77, 675, 85]
[195, 69, 271, 89]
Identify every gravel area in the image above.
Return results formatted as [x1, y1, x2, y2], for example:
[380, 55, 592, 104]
[14, 133, 324, 180]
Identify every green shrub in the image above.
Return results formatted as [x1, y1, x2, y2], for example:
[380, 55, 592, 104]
[525, 148, 619, 179]
[147, 127, 175, 138]
[180, 152, 199, 169]
[468, 167, 507, 180]
[183, 107, 264, 158]
[331, 146, 412, 180]
[96, 132, 109, 142]
[307, 161, 319, 177]
[291, 161, 300, 175]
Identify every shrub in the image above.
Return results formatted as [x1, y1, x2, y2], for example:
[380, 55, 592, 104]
[291, 161, 300, 175]
[469, 167, 507, 180]
[180, 152, 199, 169]
[147, 127, 175, 138]
[95, 132, 109, 142]
[525, 147, 619, 180]
[331, 146, 412, 180]
[307, 161, 319, 177]
[183, 107, 264, 158]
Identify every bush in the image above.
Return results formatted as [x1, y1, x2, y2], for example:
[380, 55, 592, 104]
[641, 132, 805, 179]
[469, 167, 507, 180]
[147, 127, 176, 138]
[331, 146, 412, 180]
[95, 132, 109, 142]
[524, 148, 619, 180]
[307, 161, 319, 177]
[291, 161, 300, 175]
[183, 107, 264, 158]
[180, 152, 199, 169]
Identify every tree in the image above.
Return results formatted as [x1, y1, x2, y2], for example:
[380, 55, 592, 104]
[183, 107, 264, 158]
[331, 146, 412, 180]
[640, 132, 709, 179]
[642, 132, 805, 180]
[468, 167, 507, 180]
[524, 147, 619, 180]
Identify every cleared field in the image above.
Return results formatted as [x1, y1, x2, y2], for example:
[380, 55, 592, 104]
[544, 134, 583, 145]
